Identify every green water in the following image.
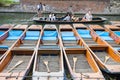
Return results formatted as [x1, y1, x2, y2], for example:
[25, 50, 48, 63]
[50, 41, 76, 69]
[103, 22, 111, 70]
[0, 12, 120, 25]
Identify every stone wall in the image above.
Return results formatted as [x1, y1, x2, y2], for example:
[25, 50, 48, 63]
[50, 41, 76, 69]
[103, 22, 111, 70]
[20, 0, 110, 13]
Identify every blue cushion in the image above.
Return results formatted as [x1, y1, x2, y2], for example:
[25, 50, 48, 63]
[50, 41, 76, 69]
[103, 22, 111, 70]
[26, 31, 40, 37]
[96, 31, 109, 36]
[44, 31, 57, 37]
[0, 31, 4, 35]
[114, 47, 120, 51]
[62, 36, 77, 40]
[9, 30, 23, 36]
[114, 31, 120, 36]
[100, 36, 113, 40]
[42, 36, 57, 40]
[24, 37, 39, 40]
[80, 34, 91, 38]
[77, 29, 90, 34]
[61, 32, 74, 36]
[0, 45, 9, 49]
[6, 36, 19, 40]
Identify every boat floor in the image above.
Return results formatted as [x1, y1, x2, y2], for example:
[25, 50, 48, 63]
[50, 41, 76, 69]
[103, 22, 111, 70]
[1, 40, 16, 47]
[67, 54, 93, 73]
[37, 54, 59, 72]
[2, 54, 32, 72]
[93, 50, 120, 65]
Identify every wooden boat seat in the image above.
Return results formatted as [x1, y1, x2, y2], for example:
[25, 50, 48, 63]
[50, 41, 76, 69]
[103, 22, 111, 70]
[64, 45, 83, 49]
[22, 40, 37, 44]
[0, 40, 16, 49]
[39, 45, 60, 50]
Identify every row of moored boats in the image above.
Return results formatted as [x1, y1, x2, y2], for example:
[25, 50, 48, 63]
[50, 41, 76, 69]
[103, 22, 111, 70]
[0, 24, 120, 80]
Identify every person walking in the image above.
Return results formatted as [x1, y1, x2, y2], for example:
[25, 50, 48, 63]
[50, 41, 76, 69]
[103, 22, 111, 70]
[37, 2, 43, 17]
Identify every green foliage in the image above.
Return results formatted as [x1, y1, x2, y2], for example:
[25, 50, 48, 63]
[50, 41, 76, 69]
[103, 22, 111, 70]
[0, 0, 19, 6]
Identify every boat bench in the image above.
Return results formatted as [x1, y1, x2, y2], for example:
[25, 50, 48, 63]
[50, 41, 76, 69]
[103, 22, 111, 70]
[24, 31, 40, 40]
[39, 45, 60, 50]
[7, 30, 23, 40]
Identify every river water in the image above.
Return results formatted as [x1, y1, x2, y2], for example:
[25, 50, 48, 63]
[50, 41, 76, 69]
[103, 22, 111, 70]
[0, 12, 120, 25]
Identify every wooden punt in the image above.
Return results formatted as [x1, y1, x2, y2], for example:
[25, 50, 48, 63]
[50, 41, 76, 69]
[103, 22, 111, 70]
[89, 25, 120, 54]
[33, 17, 106, 24]
[59, 24, 104, 80]
[33, 24, 64, 80]
[0, 48, 35, 80]
[0, 25, 28, 62]
[12, 25, 42, 50]
[110, 21, 120, 27]
[89, 25, 120, 79]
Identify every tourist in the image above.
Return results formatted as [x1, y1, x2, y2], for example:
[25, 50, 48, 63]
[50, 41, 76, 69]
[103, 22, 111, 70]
[63, 13, 71, 21]
[37, 2, 43, 13]
[48, 12, 52, 21]
[42, 4, 46, 12]
[82, 10, 93, 21]
[71, 14, 79, 22]
[52, 13, 56, 21]
[37, 2, 43, 17]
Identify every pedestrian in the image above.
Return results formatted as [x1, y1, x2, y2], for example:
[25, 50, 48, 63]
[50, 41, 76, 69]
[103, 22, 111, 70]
[37, 2, 43, 17]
